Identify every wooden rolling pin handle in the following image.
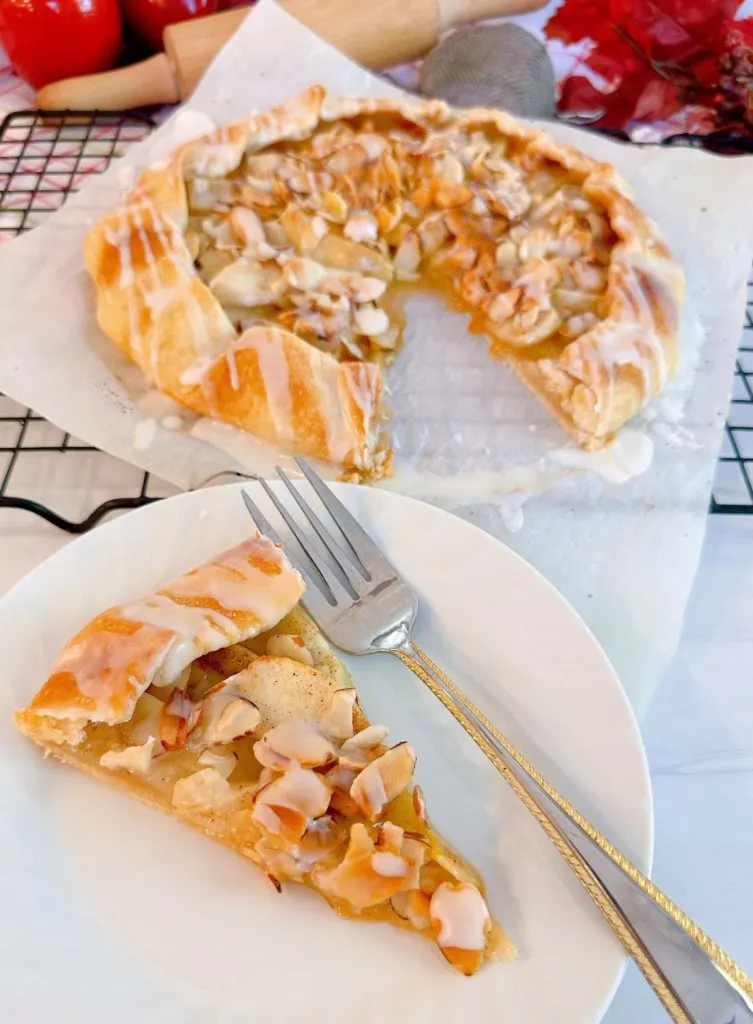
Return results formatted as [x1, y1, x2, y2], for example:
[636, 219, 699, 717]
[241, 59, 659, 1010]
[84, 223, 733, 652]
[438, 0, 548, 28]
[36, 53, 180, 112]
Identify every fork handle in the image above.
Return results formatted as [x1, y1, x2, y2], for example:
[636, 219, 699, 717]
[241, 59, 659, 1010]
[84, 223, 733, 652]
[395, 641, 753, 1024]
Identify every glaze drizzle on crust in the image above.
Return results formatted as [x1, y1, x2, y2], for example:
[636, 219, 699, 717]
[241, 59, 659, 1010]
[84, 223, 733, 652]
[84, 86, 684, 472]
[15, 535, 304, 741]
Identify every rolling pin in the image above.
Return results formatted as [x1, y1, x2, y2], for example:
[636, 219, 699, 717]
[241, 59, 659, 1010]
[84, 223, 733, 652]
[36, 0, 548, 110]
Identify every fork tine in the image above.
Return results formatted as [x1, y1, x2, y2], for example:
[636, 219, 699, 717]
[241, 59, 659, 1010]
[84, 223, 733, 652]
[241, 489, 282, 544]
[242, 487, 337, 609]
[256, 476, 358, 606]
[294, 457, 395, 577]
[276, 467, 371, 583]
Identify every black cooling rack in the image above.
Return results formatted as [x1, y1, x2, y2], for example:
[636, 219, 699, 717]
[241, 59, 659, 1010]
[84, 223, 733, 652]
[0, 109, 751, 531]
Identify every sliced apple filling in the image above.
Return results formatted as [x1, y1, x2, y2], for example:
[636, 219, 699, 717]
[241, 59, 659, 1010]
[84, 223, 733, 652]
[79, 630, 510, 973]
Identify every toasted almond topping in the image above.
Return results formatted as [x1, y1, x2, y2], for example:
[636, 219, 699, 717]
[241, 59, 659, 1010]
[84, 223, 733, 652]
[341, 724, 389, 755]
[257, 718, 336, 768]
[371, 851, 408, 877]
[357, 133, 388, 162]
[349, 276, 387, 303]
[495, 240, 518, 268]
[203, 688, 261, 745]
[160, 688, 202, 751]
[320, 191, 349, 223]
[311, 233, 393, 281]
[327, 143, 367, 175]
[100, 739, 154, 774]
[412, 785, 427, 824]
[172, 767, 237, 812]
[344, 212, 378, 244]
[430, 882, 491, 975]
[354, 304, 389, 337]
[350, 742, 416, 819]
[209, 259, 285, 307]
[230, 206, 266, 248]
[401, 835, 429, 890]
[394, 231, 421, 280]
[198, 749, 238, 779]
[252, 765, 331, 843]
[282, 257, 328, 292]
[319, 687, 356, 741]
[253, 736, 291, 771]
[313, 823, 407, 909]
[391, 888, 432, 930]
[265, 633, 315, 666]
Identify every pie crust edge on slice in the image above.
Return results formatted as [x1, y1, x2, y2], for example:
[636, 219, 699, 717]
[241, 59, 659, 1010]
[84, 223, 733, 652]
[14, 532, 514, 975]
[84, 85, 684, 476]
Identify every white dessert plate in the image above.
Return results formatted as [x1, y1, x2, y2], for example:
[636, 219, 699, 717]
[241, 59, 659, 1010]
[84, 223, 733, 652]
[0, 482, 652, 1023]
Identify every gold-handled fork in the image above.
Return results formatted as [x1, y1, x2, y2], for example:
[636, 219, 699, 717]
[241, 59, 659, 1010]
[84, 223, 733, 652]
[242, 458, 753, 1024]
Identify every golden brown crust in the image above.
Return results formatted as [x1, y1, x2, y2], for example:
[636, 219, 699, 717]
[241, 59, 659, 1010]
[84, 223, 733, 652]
[14, 535, 304, 739]
[84, 85, 683, 458]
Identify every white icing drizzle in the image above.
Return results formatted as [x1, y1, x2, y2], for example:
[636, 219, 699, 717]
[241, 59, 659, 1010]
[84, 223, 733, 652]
[104, 212, 142, 361]
[120, 594, 237, 684]
[550, 427, 654, 484]
[132, 417, 157, 451]
[165, 549, 292, 625]
[340, 363, 373, 439]
[227, 347, 240, 391]
[131, 206, 161, 381]
[315, 360, 354, 464]
[233, 328, 294, 442]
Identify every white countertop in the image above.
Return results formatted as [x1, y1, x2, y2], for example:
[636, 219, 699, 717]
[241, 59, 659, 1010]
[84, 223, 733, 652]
[2, 478, 752, 1020]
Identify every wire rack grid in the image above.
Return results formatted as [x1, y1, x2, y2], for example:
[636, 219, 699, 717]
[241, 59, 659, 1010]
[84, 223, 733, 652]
[0, 108, 751, 531]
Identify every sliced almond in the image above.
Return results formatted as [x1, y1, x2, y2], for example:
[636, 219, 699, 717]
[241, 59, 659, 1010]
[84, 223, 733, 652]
[402, 834, 429, 890]
[327, 143, 367, 175]
[311, 233, 393, 281]
[391, 888, 432, 930]
[256, 718, 336, 768]
[252, 765, 331, 844]
[313, 822, 407, 909]
[495, 240, 518, 269]
[100, 739, 154, 775]
[354, 304, 389, 337]
[429, 882, 491, 976]
[323, 762, 359, 815]
[320, 191, 349, 223]
[230, 206, 266, 248]
[209, 259, 284, 308]
[203, 686, 261, 745]
[198, 749, 238, 779]
[357, 133, 388, 162]
[172, 767, 237, 812]
[253, 736, 292, 771]
[394, 231, 421, 280]
[412, 785, 427, 825]
[265, 633, 315, 666]
[375, 199, 403, 236]
[282, 257, 328, 293]
[344, 212, 378, 244]
[350, 742, 416, 819]
[280, 205, 328, 255]
[571, 259, 606, 293]
[341, 724, 389, 755]
[319, 687, 356, 742]
[160, 687, 202, 751]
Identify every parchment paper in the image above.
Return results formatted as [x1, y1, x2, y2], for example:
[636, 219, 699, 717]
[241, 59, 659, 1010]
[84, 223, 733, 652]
[0, 0, 751, 713]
